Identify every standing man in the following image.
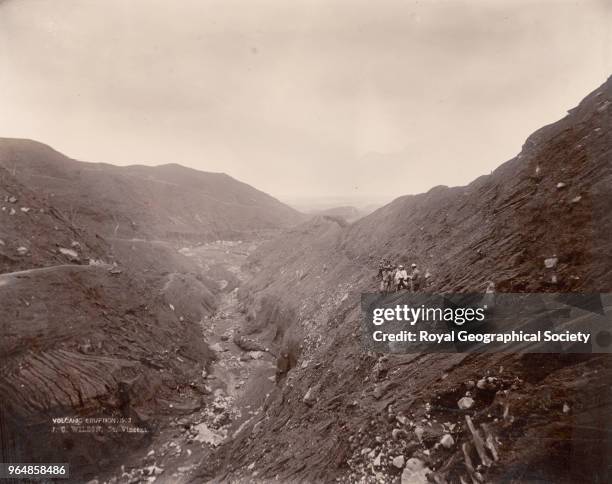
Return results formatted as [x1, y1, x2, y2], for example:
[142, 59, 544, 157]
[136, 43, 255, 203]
[410, 263, 421, 292]
[380, 265, 393, 293]
[395, 265, 409, 291]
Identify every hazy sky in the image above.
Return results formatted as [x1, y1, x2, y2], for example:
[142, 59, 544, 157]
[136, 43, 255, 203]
[0, 0, 610, 203]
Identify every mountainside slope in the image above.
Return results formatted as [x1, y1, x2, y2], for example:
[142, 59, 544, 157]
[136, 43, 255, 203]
[0, 154, 220, 481]
[0, 264, 213, 481]
[204, 77, 612, 482]
[343, 79, 611, 293]
[0, 166, 108, 273]
[0, 139, 304, 242]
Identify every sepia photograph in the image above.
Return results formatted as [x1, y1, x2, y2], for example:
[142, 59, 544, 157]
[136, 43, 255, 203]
[0, 1, 610, 483]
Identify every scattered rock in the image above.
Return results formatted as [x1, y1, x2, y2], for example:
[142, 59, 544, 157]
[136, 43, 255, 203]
[16, 246, 28, 256]
[440, 434, 455, 449]
[59, 247, 79, 261]
[563, 402, 571, 414]
[177, 464, 195, 473]
[477, 377, 498, 390]
[8, 196, 17, 203]
[143, 465, 163, 476]
[392, 455, 405, 469]
[401, 457, 431, 484]
[303, 386, 317, 406]
[544, 257, 558, 269]
[193, 422, 225, 446]
[458, 396, 475, 410]
[556, 182, 567, 189]
[210, 343, 225, 353]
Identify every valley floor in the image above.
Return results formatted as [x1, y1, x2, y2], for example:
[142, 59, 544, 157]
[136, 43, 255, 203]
[94, 239, 278, 484]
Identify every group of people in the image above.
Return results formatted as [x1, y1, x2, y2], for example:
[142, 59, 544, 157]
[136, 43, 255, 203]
[377, 258, 423, 293]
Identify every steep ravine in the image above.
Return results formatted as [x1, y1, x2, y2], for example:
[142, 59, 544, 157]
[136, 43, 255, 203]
[196, 77, 612, 483]
[94, 239, 279, 484]
[2, 77, 610, 484]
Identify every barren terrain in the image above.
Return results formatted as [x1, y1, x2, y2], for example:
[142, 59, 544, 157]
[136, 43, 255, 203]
[0, 77, 610, 484]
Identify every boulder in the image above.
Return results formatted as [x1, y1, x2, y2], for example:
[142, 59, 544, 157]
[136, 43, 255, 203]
[400, 458, 431, 484]
[392, 455, 405, 469]
[458, 396, 475, 410]
[440, 434, 455, 448]
[303, 386, 318, 406]
[544, 257, 558, 269]
[59, 247, 80, 261]
[210, 343, 224, 353]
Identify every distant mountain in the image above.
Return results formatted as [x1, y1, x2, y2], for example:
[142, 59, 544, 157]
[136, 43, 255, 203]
[0, 139, 304, 242]
[285, 195, 387, 216]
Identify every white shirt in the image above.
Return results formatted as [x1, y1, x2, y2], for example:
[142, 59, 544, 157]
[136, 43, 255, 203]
[395, 270, 408, 282]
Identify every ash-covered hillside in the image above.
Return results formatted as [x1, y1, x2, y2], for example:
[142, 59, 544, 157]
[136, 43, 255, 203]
[0, 163, 217, 481]
[205, 78, 612, 482]
[0, 139, 304, 242]
[0, 166, 108, 273]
